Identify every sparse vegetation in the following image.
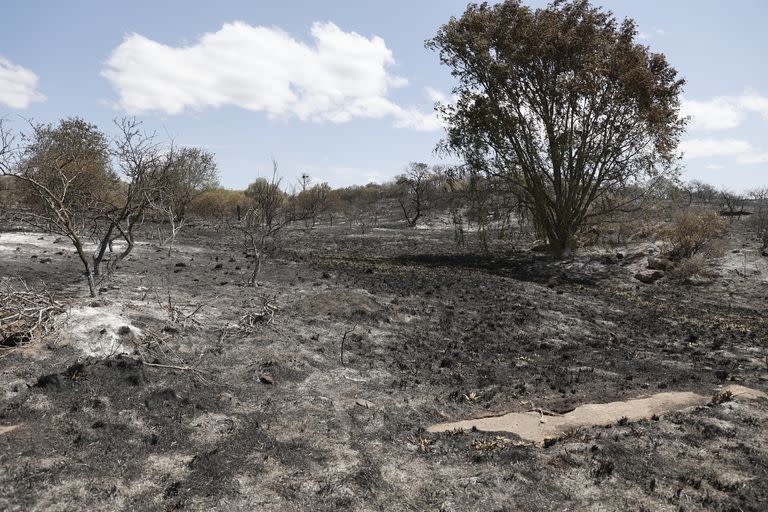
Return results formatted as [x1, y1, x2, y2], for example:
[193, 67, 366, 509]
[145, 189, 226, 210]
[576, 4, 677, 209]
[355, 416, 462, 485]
[665, 209, 729, 261]
[1, 1, 766, 511]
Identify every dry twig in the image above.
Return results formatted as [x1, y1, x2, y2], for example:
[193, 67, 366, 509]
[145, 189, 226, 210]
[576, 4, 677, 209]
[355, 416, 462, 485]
[0, 278, 63, 347]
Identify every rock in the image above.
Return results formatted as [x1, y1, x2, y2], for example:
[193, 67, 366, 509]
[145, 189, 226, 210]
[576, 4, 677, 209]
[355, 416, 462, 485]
[214, 263, 223, 270]
[759, 374, 768, 382]
[175, 262, 187, 268]
[34, 373, 64, 390]
[634, 270, 664, 284]
[616, 253, 624, 260]
[259, 374, 274, 385]
[685, 275, 712, 286]
[116, 326, 132, 336]
[647, 256, 672, 271]
[217, 392, 236, 403]
[355, 399, 374, 409]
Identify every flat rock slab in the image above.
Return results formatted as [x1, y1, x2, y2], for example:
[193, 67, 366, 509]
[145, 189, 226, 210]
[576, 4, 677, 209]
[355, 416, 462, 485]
[428, 385, 767, 446]
[0, 424, 20, 435]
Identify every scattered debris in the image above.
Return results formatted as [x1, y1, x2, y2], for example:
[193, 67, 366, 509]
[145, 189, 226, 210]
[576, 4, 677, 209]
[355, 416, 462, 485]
[0, 279, 63, 347]
[355, 399, 374, 409]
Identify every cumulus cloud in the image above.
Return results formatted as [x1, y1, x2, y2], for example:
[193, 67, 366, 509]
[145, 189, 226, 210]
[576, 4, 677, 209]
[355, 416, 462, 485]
[682, 90, 768, 131]
[0, 56, 45, 109]
[682, 138, 768, 166]
[424, 87, 448, 104]
[102, 21, 440, 131]
[737, 152, 768, 165]
[738, 91, 768, 120]
[681, 138, 752, 158]
[682, 98, 744, 130]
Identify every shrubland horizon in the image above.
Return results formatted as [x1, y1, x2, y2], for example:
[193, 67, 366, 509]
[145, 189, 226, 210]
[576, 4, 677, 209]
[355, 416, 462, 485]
[1, 0, 766, 191]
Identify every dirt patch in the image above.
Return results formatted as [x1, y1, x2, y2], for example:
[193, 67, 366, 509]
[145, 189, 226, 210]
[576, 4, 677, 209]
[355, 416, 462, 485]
[290, 290, 389, 321]
[56, 305, 143, 357]
[428, 384, 768, 445]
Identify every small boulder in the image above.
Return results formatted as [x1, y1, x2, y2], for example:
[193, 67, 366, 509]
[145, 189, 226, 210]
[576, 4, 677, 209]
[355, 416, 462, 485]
[647, 256, 673, 271]
[635, 270, 664, 284]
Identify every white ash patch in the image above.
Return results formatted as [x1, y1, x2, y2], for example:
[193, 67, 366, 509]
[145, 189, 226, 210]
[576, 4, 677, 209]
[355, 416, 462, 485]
[56, 306, 142, 357]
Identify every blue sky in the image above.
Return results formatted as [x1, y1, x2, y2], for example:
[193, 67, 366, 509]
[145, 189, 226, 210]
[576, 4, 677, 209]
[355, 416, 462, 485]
[1, 0, 766, 191]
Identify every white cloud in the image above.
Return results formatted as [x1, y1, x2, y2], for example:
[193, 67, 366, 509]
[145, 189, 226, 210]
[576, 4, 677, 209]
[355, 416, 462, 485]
[737, 152, 768, 165]
[682, 138, 768, 166]
[682, 98, 743, 131]
[0, 56, 45, 109]
[738, 91, 768, 120]
[424, 86, 448, 103]
[681, 138, 752, 158]
[102, 21, 439, 131]
[683, 91, 768, 131]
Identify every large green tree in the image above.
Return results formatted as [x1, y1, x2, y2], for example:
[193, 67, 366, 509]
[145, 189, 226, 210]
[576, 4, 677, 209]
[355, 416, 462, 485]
[428, 0, 686, 257]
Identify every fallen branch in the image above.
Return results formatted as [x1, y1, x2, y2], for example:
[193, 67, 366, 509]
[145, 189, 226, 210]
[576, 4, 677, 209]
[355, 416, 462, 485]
[0, 278, 63, 347]
[340, 323, 358, 367]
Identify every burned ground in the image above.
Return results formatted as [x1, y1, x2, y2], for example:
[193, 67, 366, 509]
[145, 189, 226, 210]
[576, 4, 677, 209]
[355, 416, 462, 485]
[0, 221, 767, 511]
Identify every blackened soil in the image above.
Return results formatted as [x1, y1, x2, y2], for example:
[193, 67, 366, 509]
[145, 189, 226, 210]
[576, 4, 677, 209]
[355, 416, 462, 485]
[0, 222, 767, 511]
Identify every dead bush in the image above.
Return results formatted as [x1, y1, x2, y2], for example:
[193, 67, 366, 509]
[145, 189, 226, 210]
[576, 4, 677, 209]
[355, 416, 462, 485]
[748, 209, 768, 252]
[665, 210, 728, 261]
[668, 254, 717, 282]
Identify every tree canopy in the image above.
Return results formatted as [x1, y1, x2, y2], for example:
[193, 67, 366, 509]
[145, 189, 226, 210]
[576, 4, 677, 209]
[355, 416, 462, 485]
[427, 0, 687, 257]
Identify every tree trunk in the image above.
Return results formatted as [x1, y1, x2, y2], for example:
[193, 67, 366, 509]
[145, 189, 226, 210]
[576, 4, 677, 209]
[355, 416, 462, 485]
[549, 228, 574, 259]
[85, 268, 99, 298]
[72, 239, 99, 298]
[248, 252, 263, 287]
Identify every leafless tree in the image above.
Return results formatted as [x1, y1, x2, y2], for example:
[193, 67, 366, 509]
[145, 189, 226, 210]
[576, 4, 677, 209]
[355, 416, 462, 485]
[719, 188, 747, 219]
[396, 162, 437, 228]
[748, 187, 768, 252]
[235, 160, 291, 287]
[0, 117, 174, 298]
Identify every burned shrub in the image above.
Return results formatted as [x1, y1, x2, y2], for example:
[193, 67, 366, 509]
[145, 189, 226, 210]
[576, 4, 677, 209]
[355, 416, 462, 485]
[668, 253, 717, 282]
[748, 209, 768, 254]
[665, 210, 728, 261]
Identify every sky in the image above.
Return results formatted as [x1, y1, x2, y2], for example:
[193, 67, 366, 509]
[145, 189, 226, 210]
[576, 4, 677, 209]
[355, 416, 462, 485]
[0, 0, 766, 191]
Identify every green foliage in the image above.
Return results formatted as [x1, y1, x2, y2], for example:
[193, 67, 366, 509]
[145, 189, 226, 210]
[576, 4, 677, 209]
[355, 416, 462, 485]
[427, 0, 687, 257]
[19, 117, 118, 211]
[188, 188, 246, 219]
[161, 146, 219, 218]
